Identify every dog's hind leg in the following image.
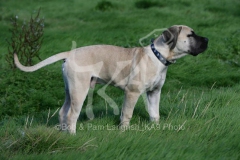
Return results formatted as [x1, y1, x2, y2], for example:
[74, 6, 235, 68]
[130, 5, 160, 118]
[59, 63, 71, 131]
[66, 74, 91, 134]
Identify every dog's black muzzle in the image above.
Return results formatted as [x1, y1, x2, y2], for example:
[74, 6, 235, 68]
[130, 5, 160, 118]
[190, 36, 209, 56]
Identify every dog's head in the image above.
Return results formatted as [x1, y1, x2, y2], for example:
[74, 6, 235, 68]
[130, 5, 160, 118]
[160, 25, 208, 58]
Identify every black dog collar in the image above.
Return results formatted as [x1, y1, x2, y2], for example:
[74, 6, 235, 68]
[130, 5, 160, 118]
[150, 39, 172, 66]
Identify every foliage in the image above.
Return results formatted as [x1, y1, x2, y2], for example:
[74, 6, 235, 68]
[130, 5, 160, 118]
[0, 69, 64, 118]
[135, 0, 164, 9]
[95, 1, 114, 11]
[6, 8, 44, 69]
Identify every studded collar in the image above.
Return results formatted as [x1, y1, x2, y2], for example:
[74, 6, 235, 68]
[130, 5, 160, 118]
[150, 39, 173, 66]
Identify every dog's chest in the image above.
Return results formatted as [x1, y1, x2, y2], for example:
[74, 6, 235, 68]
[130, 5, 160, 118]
[146, 68, 167, 91]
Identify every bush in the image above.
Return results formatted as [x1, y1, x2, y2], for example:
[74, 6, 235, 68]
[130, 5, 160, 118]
[6, 8, 44, 69]
[95, 1, 114, 11]
[135, 0, 164, 9]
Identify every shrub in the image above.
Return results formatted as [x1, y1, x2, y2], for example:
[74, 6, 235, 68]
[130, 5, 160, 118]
[6, 8, 44, 69]
[95, 1, 114, 11]
[135, 0, 164, 9]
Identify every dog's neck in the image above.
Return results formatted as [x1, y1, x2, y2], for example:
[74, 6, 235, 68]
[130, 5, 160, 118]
[153, 36, 188, 63]
[151, 37, 176, 65]
[150, 39, 174, 66]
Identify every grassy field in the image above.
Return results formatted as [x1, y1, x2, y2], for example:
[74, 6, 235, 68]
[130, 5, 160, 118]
[0, 0, 240, 159]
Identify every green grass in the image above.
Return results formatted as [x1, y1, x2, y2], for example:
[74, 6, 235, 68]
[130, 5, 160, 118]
[0, 0, 240, 159]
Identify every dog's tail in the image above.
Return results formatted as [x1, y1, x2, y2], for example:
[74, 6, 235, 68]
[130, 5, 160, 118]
[14, 51, 69, 72]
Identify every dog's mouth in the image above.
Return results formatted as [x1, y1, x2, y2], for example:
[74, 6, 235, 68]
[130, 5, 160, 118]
[189, 37, 208, 56]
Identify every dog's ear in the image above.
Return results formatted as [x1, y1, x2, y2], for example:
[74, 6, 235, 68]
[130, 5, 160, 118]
[162, 26, 182, 50]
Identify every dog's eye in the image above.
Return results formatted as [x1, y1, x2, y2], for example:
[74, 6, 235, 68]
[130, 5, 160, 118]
[187, 31, 195, 37]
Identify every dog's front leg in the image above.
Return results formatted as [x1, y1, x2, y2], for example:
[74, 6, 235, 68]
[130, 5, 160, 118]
[120, 90, 141, 128]
[147, 89, 161, 123]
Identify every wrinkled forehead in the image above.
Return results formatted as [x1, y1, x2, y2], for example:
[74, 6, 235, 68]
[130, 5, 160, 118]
[180, 25, 194, 35]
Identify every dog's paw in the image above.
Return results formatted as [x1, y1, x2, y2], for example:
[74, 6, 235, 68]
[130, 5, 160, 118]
[150, 117, 160, 123]
[68, 129, 76, 135]
[119, 122, 130, 131]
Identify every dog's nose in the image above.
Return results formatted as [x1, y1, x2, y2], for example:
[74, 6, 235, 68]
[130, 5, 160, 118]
[204, 38, 208, 42]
